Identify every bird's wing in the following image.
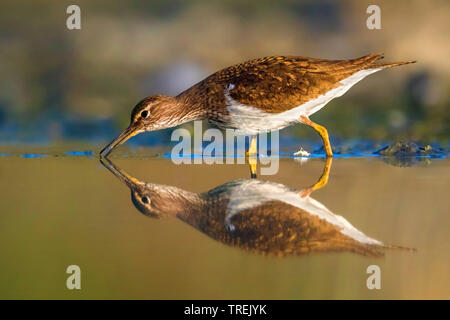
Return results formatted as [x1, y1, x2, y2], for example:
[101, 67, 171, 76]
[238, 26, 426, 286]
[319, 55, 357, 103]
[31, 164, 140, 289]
[208, 54, 384, 113]
[218, 201, 384, 257]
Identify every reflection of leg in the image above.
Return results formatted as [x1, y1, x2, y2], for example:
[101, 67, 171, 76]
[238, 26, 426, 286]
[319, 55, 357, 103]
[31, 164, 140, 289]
[300, 157, 333, 198]
[300, 116, 333, 157]
[246, 136, 257, 178]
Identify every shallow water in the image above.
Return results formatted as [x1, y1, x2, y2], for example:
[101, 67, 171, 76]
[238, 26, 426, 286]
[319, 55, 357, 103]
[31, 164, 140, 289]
[0, 146, 449, 299]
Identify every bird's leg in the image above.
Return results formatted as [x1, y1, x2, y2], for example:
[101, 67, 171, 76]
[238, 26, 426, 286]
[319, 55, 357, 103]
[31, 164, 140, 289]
[299, 157, 333, 198]
[299, 116, 333, 157]
[246, 135, 257, 178]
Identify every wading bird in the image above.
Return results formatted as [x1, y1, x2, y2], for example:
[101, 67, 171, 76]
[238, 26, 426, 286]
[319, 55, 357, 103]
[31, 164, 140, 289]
[100, 54, 415, 175]
[101, 157, 412, 257]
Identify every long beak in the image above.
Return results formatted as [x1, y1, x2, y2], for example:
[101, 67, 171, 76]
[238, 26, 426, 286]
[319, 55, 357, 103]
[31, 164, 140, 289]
[99, 157, 142, 189]
[100, 125, 140, 157]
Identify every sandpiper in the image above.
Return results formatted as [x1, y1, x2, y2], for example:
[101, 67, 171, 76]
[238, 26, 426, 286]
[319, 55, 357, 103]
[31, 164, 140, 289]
[100, 157, 412, 257]
[100, 53, 415, 160]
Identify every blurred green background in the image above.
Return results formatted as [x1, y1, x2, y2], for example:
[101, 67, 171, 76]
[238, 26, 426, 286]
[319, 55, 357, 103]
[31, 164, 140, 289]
[0, 0, 449, 145]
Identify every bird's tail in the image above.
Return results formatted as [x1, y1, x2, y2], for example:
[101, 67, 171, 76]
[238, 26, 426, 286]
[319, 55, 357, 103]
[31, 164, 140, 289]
[380, 242, 417, 252]
[370, 53, 417, 69]
[374, 60, 417, 69]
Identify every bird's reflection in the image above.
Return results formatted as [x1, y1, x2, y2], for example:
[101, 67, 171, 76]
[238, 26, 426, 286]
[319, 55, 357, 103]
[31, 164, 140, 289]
[101, 158, 408, 257]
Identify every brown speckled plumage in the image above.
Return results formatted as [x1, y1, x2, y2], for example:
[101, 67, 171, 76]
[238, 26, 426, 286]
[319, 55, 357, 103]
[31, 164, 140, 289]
[100, 53, 415, 157]
[177, 54, 415, 120]
[100, 158, 410, 257]
[189, 199, 384, 257]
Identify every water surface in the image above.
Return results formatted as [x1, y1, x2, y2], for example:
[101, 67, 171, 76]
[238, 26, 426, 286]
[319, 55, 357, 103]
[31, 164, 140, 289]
[0, 147, 448, 299]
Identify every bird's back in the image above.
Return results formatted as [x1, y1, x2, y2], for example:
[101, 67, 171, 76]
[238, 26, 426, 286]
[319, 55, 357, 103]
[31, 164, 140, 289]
[181, 180, 387, 257]
[185, 54, 380, 112]
[213, 55, 381, 110]
[191, 199, 385, 257]
[177, 54, 414, 133]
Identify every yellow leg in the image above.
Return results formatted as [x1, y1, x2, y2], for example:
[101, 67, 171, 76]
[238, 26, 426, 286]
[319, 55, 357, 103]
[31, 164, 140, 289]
[300, 116, 333, 157]
[300, 157, 333, 197]
[246, 136, 257, 178]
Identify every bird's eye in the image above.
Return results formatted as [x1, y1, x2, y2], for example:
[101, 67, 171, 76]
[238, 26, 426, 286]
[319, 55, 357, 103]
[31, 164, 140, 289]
[140, 110, 149, 118]
[141, 196, 149, 204]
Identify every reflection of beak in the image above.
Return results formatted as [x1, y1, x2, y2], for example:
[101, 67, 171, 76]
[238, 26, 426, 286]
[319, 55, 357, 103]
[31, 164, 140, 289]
[100, 125, 140, 157]
[99, 157, 142, 189]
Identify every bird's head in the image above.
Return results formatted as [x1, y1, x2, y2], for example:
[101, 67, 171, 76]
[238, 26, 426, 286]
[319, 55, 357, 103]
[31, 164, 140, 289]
[100, 157, 196, 219]
[130, 183, 191, 219]
[100, 95, 179, 156]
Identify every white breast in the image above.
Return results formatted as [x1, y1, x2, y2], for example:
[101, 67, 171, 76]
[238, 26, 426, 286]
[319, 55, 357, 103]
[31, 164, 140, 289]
[224, 68, 382, 135]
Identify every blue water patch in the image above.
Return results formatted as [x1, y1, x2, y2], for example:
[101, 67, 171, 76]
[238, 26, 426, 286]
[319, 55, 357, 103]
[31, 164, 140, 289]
[21, 154, 47, 158]
[0, 153, 11, 157]
[65, 151, 93, 156]
[284, 152, 380, 159]
[161, 152, 383, 159]
[161, 148, 448, 163]
[162, 148, 390, 159]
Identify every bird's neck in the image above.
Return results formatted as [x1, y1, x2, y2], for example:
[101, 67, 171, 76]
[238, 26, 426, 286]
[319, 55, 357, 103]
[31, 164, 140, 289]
[173, 91, 208, 125]
[175, 193, 230, 232]
[154, 185, 206, 220]
[162, 189, 226, 230]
